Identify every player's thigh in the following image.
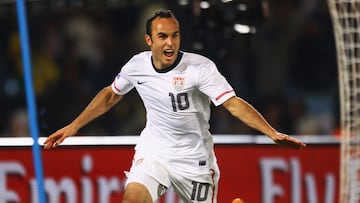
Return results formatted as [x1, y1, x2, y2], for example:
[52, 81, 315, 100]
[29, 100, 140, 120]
[125, 172, 168, 202]
[125, 151, 170, 202]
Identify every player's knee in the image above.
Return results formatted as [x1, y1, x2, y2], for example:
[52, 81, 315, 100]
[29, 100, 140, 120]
[123, 182, 152, 203]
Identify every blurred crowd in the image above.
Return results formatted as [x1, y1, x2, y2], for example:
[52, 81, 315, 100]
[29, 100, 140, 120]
[0, 0, 339, 137]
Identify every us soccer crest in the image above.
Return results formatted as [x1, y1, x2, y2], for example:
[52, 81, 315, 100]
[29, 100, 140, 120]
[173, 76, 185, 91]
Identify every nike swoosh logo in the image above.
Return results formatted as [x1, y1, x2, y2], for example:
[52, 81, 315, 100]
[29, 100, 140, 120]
[137, 81, 146, 85]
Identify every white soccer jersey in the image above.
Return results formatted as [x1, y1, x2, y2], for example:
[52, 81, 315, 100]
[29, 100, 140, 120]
[112, 51, 235, 174]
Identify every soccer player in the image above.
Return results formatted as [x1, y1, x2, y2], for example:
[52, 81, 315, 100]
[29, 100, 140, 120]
[44, 9, 306, 203]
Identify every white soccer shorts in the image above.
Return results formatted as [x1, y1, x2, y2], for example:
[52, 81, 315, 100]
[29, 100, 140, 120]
[125, 150, 219, 203]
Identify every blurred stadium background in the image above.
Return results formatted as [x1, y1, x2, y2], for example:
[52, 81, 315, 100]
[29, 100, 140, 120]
[0, 0, 339, 138]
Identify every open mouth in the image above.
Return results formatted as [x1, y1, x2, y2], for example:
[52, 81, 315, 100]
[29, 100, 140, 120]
[164, 49, 174, 58]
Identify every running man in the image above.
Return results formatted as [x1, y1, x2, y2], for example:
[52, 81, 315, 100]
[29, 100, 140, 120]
[44, 9, 306, 203]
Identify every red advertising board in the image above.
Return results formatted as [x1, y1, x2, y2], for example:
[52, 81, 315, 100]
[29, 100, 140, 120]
[0, 136, 339, 203]
[216, 144, 339, 203]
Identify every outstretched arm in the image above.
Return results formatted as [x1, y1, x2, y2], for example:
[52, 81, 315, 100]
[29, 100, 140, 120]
[222, 96, 306, 149]
[44, 86, 123, 149]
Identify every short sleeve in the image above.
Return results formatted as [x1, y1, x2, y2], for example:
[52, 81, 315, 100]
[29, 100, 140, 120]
[197, 60, 236, 106]
[111, 72, 134, 95]
[111, 52, 151, 95]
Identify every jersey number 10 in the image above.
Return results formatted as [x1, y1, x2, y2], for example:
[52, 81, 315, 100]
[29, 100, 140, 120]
[169, 92, 190, 112]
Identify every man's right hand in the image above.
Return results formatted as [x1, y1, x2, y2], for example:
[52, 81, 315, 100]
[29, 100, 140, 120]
[43, 125, 77, 149]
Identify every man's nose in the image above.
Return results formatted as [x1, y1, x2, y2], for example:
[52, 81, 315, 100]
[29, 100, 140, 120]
[166, 37, 173, 45]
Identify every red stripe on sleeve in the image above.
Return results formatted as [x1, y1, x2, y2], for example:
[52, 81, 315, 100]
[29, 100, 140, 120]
[215, 90, 234, 101]
[112, 82, 121, 92]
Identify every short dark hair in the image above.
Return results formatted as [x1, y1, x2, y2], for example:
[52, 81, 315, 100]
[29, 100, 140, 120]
[146, 9, 178, 36]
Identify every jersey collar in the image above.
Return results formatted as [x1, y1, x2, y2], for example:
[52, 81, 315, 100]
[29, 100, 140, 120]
[151, 51, 183, 73]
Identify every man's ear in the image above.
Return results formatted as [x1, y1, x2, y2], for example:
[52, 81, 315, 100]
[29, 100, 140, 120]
[144, 34, 152, 46]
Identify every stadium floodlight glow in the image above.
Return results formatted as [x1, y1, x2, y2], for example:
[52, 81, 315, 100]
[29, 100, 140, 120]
[238, 3, 247, 11]
[200, 1, 210, 9]
[233, 24, 257, 34]
[178, 0, 189, 6]
[233, 23, 250, 34]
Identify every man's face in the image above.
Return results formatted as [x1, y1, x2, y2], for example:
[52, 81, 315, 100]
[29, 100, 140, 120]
[145, 17, 180, 70]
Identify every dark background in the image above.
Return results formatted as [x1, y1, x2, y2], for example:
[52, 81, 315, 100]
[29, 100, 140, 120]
[0, 0, 339, 137]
